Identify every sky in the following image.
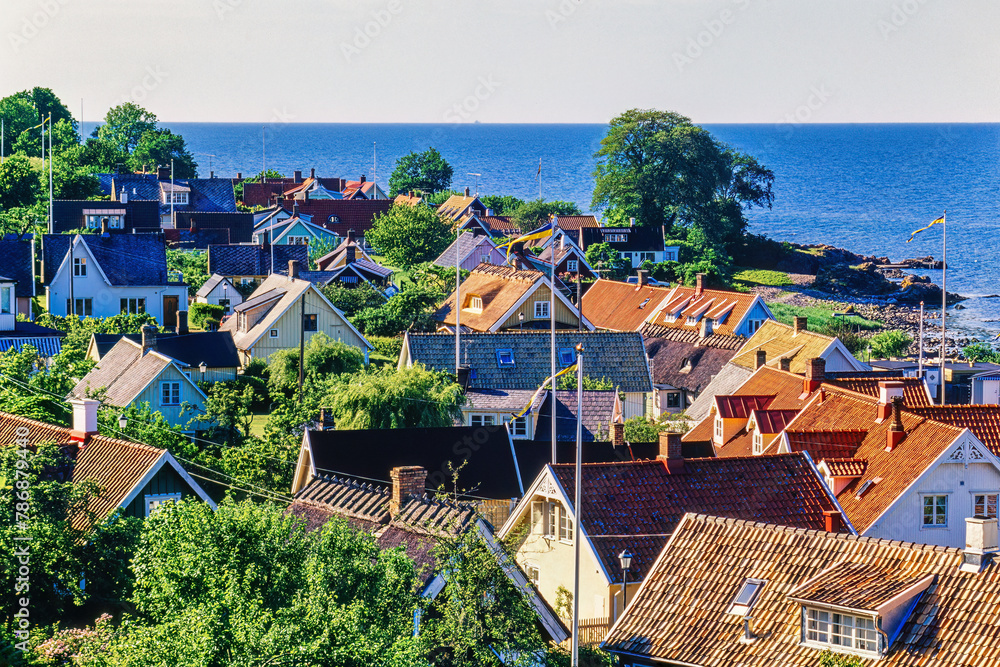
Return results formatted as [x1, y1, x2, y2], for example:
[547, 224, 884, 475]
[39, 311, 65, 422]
[2, 0, 998, 124]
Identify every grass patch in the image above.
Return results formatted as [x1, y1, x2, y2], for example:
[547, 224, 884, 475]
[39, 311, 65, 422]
[767, 302, 882, 332]
[249, 412, 269, 438]
[732, 268, 794, 287]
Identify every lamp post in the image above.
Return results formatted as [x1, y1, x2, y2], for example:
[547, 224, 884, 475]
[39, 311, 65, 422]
[199, 361, 207, 382]
[619, 549, 634, 616]
[118, 413, 128, 431]
[518, 311, 524, 331]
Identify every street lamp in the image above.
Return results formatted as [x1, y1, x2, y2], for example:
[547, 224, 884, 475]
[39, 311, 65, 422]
[619, 549, 634, 614]
[118, 413, 128, 431]
[518, 311, 524, 331]
[199, 361, 207, 380]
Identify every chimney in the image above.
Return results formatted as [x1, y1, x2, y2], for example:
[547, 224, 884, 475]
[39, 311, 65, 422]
[755, 350, 767, 370]
[823, 510, 842, 533]
[347, 229, 356, 243]
[310, 167, 316, 179]
[486, 208, 494, 217]
[318, 407, 334, 430]
[961, 516, 999, 573]
[629, 217, 635, 227]
[793, 316, 808, 335]
[804, 357, 826, 394]
[360, 174, 366, 183]
[69, 398, 100, 444]
[288, 260, 300, 280]
[304, 189, 310, 201]
[119, 187, 128, 204]
[455, 366, 471, 393]
[237, 172, 242, 180]
[876, 381, 906, 422]
[190, 217, 198, 232]
[141, 324, 157, 354]
[210, 170, 215, 179]
[157, 166, 170, 181]
[695, 272, 705, 297]
[886, 396, 905, 451]
[293, 202, 299, 217]
[294, 170, 302, 183]
[177, 310, 189, 335]
[464, 186, 470, 197]
[779, 357, 792, 372]
[100, 217, 109, 236]
[346, 246, 356, 264]
[612, 422, 625, 448]
[699, 317, 713, 339]
[390, 466, 427, 516]
[657, 432, 684, 474]
[276, 195, 285, 208]
[636, 270, 649, 287]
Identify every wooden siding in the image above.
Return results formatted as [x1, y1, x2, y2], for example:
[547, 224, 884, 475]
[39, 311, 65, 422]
[121, 461, 195, 519]
[131, 363, 209, 429]
[623, 392, 646, 419]
[496, 284, 580, 331]
[248, 288, 367, 360]
[734, 301, 773, 337]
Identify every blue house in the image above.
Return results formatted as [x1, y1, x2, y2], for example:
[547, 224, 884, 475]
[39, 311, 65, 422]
[251, 215, 339, 247]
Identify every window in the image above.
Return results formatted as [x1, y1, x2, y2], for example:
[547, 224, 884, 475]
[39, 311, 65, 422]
[496, 349, 515, 367]
[806, 608, 829, 643]
[559, 507, 574, 542]
[269, 328, 279, 338]
[533, 300, 550, 319]
[923, 494, 948, 527]
[470, 414, 494, 427]
[0, 286, 11, 314]
[145, 493, 182, 517]
[664, 313, 677, 323]
[605, 233, 627, 243]
[531, 501, 544, 534]
[73, 257, 87, 277]
[747, 319, 764, 335]
[465, 295, 483, 312]
[328, 215, 341, 224]
[287, 235, 309, 245]
[685, 316, 699, 326]
[559, 347, 576, 366]
[525, 563, 540, 586]
[714, 416, 723, 440]
[160, 381, 181, 406]
[481, 254, 491, 264]
[975, 493, 998, 518]
[638, 298, 651, 309]
[219, 298, 231, 314]
[728, 578, 766, 616]
[66, 298, 92, 317]
[545, 502, 557, 537]
[303, 314, 318, 331]
[510, 415, 528, 438]
[805, 608, 878, 654]
[120, 297, 146, 315]
[164, 191, 188, 205]
[340, 275, 359, 284]
[753, 431, 763, 455]
[664, 249, 678, 262]
[567, 259, 578, 272]
[666, 392, 681, 408]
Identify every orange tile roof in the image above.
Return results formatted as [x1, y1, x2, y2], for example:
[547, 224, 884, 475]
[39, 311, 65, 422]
[908, 405, 1000, 455]
[785, 429, 868, 461]
[581, 279, 674, 331]
[552, 215, 599, 230]
[717, 395, 774, 419]
[433, 264, 545, 331]
[651, 287, 760, 337]
[825, 376, 932, 406]
[823, 458, 867, 477]
[605, 513, 1000, 666]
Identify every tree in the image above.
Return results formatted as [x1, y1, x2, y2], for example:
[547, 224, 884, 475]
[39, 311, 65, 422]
[166, 249, 209, 294]
[321, 281, 387, 318]
[511, 198, 582, 234]
[0, 154, 41, 211]
[963, 341, 1000, 364]
[389, 147, 454, 195]
[592, 109, 773, 252]
[268, 333, 366, 396]
[0, 94, 38, 156]
[130, 128, 197, 177]
[366, 202, 454, 268]
[352, 284, 444, 336]
[322, 364, 465, 430]
[96, 102, 158, 156]
[51, 143, 101, 200]
[557, 371, 615, 391]
[584, 242, 629, 280]
[197, 380, 256, 448]
[868, 329, 913, 360]
[480, 194, 525, 216]
[233, 168, 284, 203]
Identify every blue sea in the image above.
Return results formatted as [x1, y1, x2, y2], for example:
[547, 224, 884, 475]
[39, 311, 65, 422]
[80, 121, 1000, 338]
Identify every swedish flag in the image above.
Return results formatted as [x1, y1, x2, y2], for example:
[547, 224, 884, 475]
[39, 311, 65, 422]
[906, 215, 945, 243]
[497, 223, 554, 260]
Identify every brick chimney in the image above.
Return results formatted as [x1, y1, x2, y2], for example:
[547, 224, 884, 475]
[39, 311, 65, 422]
[237, 172, 242, 180]
[876, 381, 906, 422]
[347, 229, 356, 243]
[823, 509, 842, 533]
[657, 432, 684, 474]
[636, 270, 648, 287]
[177, 310, 189, 335]
[141, 324, 157, 355]
[346, 246, 356, 265]
[157, 166, 170, 181]
[793, 316, 807, 336]
[695, 272, 705, 297]
[390, 466, 427, 516]
[699, 317, 713, 339]
[961, 516, 999, 573]
[779, 357, 791, 372]
[292, 202, 299, 217]
[755, 350, 767, 370]
[360, 174, 366, 183]
[464, 186, 470, 197]
[69, 398, 99, 444]
[803, 357, 826, 394]
[294, 170, 302, 183]
[612, 422, 624, 448]
[288, 259, 300, 280]
[886, 396, 905, 451]
[310, 167, 316, 179]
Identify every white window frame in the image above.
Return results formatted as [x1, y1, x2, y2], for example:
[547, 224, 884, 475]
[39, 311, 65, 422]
[559, 505, 574, 543]
[145, 492, 182, 517]
[287, 235, 309, 245]
[466, 295, 484, 312]
[567, 259, 578, 272]
[803, 606, 879, 657]
[120, 297, 146, 315]
[160, 381, 181, 407]
[73, 256, 87, 277]
[753, 431, 763, 455]
[531, 500, 544, 534]
[67, 298, 93, 317]
[973, 492, 998, 518]
[525, 562, 540, 587]
[747, 319, 764, 335]
[922, 493, 949, 528]
[480, 254, 491, 264]
[545, 502, 557, 538]
[269, 328, 279, 338]
[469, 413, 495, 427]
[509, 415, 529, 438]
[534, 300, 550, 319]
[0, 286, 11, 314]
[714, 416, 723, 440]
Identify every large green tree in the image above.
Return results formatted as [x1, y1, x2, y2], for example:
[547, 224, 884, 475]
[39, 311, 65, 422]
[96, 102, 157, 156]
[130, 128, 197, 177]
[0, 154, 41, 211]
[592, 109, 774, 251]
[511, 198, 582, 234]
[268, 333, 366, 396]
[389, 147, 454, 195]
[366, 202, 454, 268]
[0, 88, 77, 158]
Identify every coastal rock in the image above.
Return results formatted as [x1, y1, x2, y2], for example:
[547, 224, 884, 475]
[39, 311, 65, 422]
[814, 262, 897, 296]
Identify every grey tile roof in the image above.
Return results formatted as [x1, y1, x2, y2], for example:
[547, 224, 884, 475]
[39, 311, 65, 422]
[405, 331, 653, 393]
[434, 231, 496, 268]
[90, 331, 239, 369]
[68, 339, 172, 407]
[43, 234, 170, 286]
[41, 234, 71, 285]
[107, 175, 238, 216]
[535, 390, 618, 442]
[644, 337, 740, 395]
[464, 388, 540, 413]
[685, 362, 754, 421]
[207, 244, 308, 276]
[0, 235, 35, 298]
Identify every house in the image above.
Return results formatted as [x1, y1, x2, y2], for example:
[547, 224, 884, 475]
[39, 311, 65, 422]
[294, 262, 394, 290]
[50, 199, 160, 235]
[461, 388, 622, 443]
[458, 212, 520, 238]
[282, 176, 344, 201]
[0, 275, 64, 357]
[645, 274, 774, 338]
[603, 512, 1000, 666]
[0, 401, 215, 531]
[287, 199, 395, 248]
[219, 264, 373, 365]
[871, 358, 1000, 404]
[172, 212, 254, 244]
[0, 234, 37, 317]
[399, 330, 653, 418]
[393, 192, 424, 207]
[42, 233, 188, 329]
[971, 369, 1000, 404]
[341, 176, 388, 200]
[433, 264, 593, 332]
[581, 276, 675, 332]
[525, 241, 596, 281]
[434, 229, 507, 271]
[104, 169, 239, 227]
[68, 325, 214, 433]
[686, 317, 870, 420]
[206, 243, 308, 285]
[287, 465, 569, 646]
[251, 214, 339, 247]
[313, 231, 378, 270]
[85, 328, 240, 383]
[498, 434, 848, 630]
[194, 274, 244, 314]
[437, 191, 487, 222]
[240, 169, 347, 208]
[580, 224, 668, 268]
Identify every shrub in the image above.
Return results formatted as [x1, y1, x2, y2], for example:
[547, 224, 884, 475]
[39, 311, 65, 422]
[368, 335, 404, 361]
[868, 329, 913, 360]
[189, 302, 224, 329]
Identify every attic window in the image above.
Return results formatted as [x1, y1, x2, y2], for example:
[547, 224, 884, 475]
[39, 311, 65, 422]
[664, 313, 677, 323]
[464, 294, 484, 313]
[728, 578, 766, 616]
[328, 215, 341, 223]
[559, 348, 575, 366]
[638, 298, 651, 309]
[685, 315, 699, 326]
[855, 477, 882, 499]
[496, 349, 515, 367]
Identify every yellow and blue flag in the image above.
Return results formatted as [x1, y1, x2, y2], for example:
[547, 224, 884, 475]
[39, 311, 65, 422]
[497, 223, 554, 261]
[906, 215, 945, 243]
[514, 363, 578, 419]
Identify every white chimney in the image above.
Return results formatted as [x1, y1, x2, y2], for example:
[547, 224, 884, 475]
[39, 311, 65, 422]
[961, 516, 999, 573]
[120, 187, 128, 204]
[69, 398, 100, 443]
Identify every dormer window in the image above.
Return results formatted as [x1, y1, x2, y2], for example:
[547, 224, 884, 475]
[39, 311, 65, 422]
[714, 416, 723, 440]
[753, 431, 763, 455]
[464, 294, 484, 313]
[496, 349, 515, 367]
[328, 215, 341, 224]
[664, 313, 677, 323]
[164, 191, 188, 205]
[559, 348, 575, 366]
[685, 315, 699, 326]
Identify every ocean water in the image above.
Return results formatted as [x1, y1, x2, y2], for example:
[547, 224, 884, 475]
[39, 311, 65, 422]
[86, 121, 998, 338]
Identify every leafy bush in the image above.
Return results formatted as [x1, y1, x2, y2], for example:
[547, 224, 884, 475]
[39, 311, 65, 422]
[963, 342, 1000, 364]
[868, 329, 913, 359]
[268, 333, 366, 395]
[368, 335, 404, 361]
[321, 281, 387, 318]
[189, 302, 224, 329]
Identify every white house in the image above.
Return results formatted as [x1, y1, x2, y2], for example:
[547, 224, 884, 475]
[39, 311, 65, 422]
[194, 274, 243, 315]
[43, 234, 188, 328]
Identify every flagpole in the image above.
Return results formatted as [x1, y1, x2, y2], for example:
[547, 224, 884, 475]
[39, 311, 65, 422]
[571, 343, 583, 667]
[538, 158, 542, 200]
[48, 113, 53, 229]
[939, 210, 947, 406]
[551, 215, 558, 464]
[917, 300, 924, 378]
[456, 224, 461, 377]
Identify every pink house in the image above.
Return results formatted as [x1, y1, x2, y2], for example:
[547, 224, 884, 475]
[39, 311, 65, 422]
[434, 229, 507, 271]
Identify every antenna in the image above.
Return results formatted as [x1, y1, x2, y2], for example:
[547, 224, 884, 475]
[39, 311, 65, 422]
[467, 173, 482, 197]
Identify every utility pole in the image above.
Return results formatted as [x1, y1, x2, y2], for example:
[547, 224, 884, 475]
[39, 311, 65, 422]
[571, 344, 584, 667]
[550, 216, 559, 464]
[298, 292, 306, 399]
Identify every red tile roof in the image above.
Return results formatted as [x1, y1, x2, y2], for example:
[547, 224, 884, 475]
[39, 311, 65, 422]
[717, 395, 774, 419]
[552, 215, 599, 230]
[823, 458, 867, 477]
[825, 376, 932, 406]
[293, 199, 395, 236]
[751, 409, 800, 434]
[908, 404, 1000, 455]
[785, 429, 868, 461]
[652, 287, 761, 337]
[580, 279, 674, 331]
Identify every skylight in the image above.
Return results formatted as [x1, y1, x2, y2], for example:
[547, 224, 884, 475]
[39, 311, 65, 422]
[496, 349, 515, 367]
[728, 578, 766, 616]
[638, 298, 651, 309]
[559, 348, 575, 366]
